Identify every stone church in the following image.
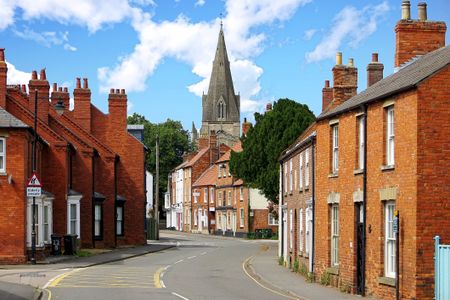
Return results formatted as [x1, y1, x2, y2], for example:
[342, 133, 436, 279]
[193, 26, 240, 147]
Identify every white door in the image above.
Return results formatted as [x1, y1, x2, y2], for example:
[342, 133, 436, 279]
[198, 209, 203, 231]
[283, 209, 288, 262]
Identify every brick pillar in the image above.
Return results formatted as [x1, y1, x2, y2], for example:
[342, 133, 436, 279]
[332, 53, 357, 109]
[0, 48, 7, 108]
[367, 53, 384, 87]
[209, 131, 218, 163]
[394, 1, 446, 68]
[322, 80, 333, 112]
[28, 69, 50, 123]
[74, 78, 92, 131]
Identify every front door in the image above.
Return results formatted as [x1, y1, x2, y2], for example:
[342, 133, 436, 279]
[356, 203, 365, 295]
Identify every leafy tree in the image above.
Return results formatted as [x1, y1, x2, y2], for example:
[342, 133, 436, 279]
[229, 99, 315, 203]
[127, 113, 193, 202]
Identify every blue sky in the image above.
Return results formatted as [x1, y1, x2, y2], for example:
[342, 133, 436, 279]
[1, 0, 449, 131]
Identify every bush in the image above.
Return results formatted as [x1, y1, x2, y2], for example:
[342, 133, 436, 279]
[293, 259, 299, 272]
[278, 256, 284, 266]
[320, 272, 331, 286]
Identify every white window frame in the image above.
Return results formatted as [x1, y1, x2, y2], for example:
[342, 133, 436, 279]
[27, 195, 53, 247]
[203, 188, 208, 203]
[240, 208, 244, 228]
[331, 204, 339, 266]
[0, 137, 5, 173]
[306, 207, 312, 255]
[194, 189, 198, 203]
[284, 163, 288, 194]
[116, 205, 124, 236]
[227, 190, 232, 206]
[210, 188, 215, 203]
[289, 159, 293, 193]
[299, 154, 303, 190]
[240, 187, 244, 201]
[67, 195, 81, 237]
[305, 150, 309, 188]
[358, 116, 365, 170]
[332, 125, 339, 173]
[94, 204, 102, 238]
[386, 106, 395, 166]
[218, 191, 222, 206]
[194, 209, 198, 226]
[268, 213, 278, 225]
[385, 201, 396, 278]
[289, 209, 293, 250]
[299, 209, 304, 252]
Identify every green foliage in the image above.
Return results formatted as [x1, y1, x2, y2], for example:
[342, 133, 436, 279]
[127, 113, 193, 201]
[299, 263, 308, 277]
[229, 99, 315, 203]
[278, 256, 284, 266]
[293, 259, 299, 272]
[320, 272, 331, 286]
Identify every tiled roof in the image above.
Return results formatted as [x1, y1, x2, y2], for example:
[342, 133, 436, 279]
[185, 147, 209, 167]
[318, 45, 450, 120]
[0, 107, 29, 128]
[217, 141, 242, 163]
[193, 165, 217, 187]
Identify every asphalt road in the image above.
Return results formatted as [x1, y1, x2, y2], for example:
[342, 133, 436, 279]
[47, 232, 285, 300]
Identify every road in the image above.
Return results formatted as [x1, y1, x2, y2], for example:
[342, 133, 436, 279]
[46, 232, 285, 300]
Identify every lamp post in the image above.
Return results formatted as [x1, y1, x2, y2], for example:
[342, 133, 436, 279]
[31, 89, 38, 264]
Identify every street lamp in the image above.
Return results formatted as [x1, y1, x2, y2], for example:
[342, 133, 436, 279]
[31, 89, 38, 264]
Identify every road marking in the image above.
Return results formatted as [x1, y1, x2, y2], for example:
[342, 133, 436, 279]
[172, 292, 190, 300]
[47, 269, 81, 288]
[174, 259, 184, 264]
[154, 267, 165, 288]
[242, 256, 301, 300]
[187, 255, 196, 259]
[200, 252, 207, 255]
[43, 288, 51, 300]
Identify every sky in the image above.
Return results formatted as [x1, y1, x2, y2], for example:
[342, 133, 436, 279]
[1, 0, 449, 131]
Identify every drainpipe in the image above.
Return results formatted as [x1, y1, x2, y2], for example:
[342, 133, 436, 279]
[311, 136, 316, 274]
[114, 156, 118, 247]
[91, 153, 95, 248]
[279, 163, 284, 258]
[362, 104, 368, 296]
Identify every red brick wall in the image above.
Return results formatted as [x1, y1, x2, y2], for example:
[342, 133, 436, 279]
[73, 80, 92, 132]
[416, 65, 450, 300]
[0, 129, 29, 263]
[395, 20, 446, 67]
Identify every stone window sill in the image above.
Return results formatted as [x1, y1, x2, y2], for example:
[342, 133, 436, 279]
[353, 169, 364, 175]
[304, 186, 309, 191]
[326, 266, 339, 275]
[381, 165, 395, 172]
[328, 173, 338, 178]
[378, 276, 395, 287]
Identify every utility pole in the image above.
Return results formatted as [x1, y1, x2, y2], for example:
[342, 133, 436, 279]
[155, 135, 160, 239]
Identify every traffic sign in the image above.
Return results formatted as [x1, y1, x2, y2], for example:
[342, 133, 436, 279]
[27, 173, 42, 187]
[27, 187, 41, 197]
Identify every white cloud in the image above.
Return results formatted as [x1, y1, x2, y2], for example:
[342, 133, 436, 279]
[6, 61, 31, 85]
[305, 1, 389, 63]
[13, 27, 78, 51]
[195, 0, 205, 7]
[63, 44, 77, 51]
[303, 29, 317, 41]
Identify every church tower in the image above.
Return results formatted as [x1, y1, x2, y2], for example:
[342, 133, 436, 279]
[200, 26, 240, 145]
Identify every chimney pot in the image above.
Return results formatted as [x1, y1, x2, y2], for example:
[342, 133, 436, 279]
[110, 88, 115, 94]
[63, 87, 68, 93]
[266, 103, 272, 111]
[53, 83, 57, 92]
[244, 117, 247, 122]
[0, 48, 4, 61]
[121, 89, 125, 94]
[83, 78, 88, 89]
[336, 52, 343, 65]
[372, 53, 379, 62]
[401, 0, 411, 20]
[116, 89, 120, 94]
[39, 69, 46, 80]
[325, 80, 330, 88]
[31, 70, 37, 80]
[76, 77, 81, 89]
[418, 2, 427, 21]
[348, 58, 354, 67]
[58, 87, 62, 92]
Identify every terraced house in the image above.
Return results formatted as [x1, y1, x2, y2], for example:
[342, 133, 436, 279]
[0, 49, 147, 263]
[279, 2, 450, 299]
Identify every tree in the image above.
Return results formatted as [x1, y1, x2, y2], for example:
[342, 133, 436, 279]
[229, 99, 315, 203]
[127, 113, 193, 201]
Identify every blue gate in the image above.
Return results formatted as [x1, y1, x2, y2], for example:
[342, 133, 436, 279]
[435, 236, 450, 300]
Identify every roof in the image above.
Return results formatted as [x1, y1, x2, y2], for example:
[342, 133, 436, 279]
[216, 141, 242, 163]
[192, 164, 217, 187]
[0, 107, 29, 128]
[185, 147, 209, 167]
[318, 45, 450, 120]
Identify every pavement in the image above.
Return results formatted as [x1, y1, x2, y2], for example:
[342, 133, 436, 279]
[0, 231, 374, 300]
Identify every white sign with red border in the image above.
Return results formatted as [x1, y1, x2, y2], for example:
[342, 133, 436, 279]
[27, 173, 42, 197]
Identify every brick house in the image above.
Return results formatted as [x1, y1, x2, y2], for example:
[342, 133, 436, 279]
[279, 123, 316, 273]
[309, 2, 449, 299]
[0, 49, 147, 263]
[191, 164, 217, 233]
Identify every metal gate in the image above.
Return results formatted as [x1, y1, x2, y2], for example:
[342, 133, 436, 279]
[435, 236, 450, 300]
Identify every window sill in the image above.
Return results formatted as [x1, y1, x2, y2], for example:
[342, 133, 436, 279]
[326, 266, 339, 275]
[299, 188, 303, 193]
[353, 169, 364, 175]
[0, 172, 7, 176]
[304, 186, 309, 191]
[378, 276, 395, 287]
[381, 165, 395, 172]
[328, 173, 338, 178]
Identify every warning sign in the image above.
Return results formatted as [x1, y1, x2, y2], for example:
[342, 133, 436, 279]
[27, 173, 42, 197]
[27, 173, 42, 187]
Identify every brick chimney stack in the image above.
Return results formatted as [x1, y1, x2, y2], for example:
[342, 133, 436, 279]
[51, 83, 70, 112]
[0, 48, 7, 108]
[108, 88, 128, 143]
[74, 77, 92, 131]
[395, 1, 446, 68]
[28, 68, 50, 123]
[242, 118, 251, 137]
[332, 52, 358, 108]
[209, 131, 219, 163]
[367, 53, 384, 87]
[322, 80, 333, 112]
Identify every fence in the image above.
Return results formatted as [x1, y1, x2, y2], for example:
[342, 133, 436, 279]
[434, 236, 450, 300]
